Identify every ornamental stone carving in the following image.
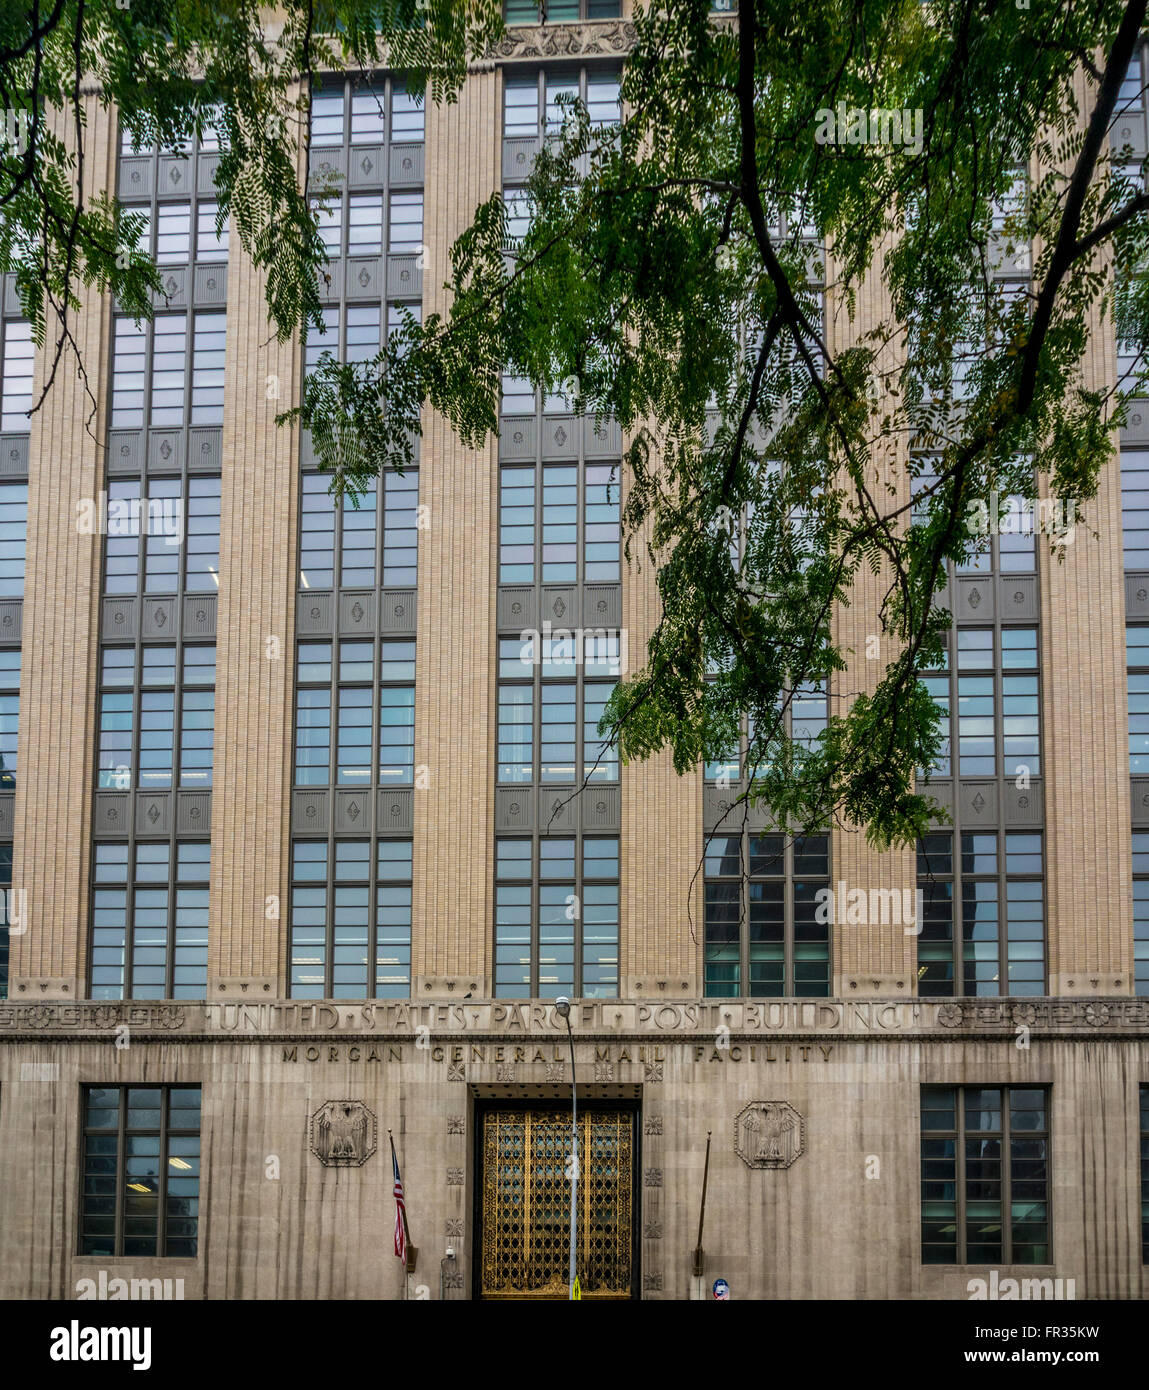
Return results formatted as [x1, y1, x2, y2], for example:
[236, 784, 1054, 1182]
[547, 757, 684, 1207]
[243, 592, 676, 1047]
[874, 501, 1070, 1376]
[310, 1100, 376, 1167]
[488, 20, 637, 61]
[733, 1100, 804, 1170]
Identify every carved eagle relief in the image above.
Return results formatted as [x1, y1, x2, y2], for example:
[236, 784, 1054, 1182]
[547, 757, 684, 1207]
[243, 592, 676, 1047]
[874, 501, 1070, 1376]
[734, 1100, 804, 1169]
[311, 1101, 376, 1167]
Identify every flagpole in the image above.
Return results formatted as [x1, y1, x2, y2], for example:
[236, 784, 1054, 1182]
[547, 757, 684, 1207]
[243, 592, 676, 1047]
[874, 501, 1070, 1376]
[389, 1130, 414, 1252]
[389, 1130, 416, 1296]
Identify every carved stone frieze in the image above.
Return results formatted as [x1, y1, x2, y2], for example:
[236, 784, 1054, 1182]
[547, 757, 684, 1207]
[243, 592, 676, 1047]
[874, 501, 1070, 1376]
[1, 996, 1147, 1040]
[487, 20, 637, 62]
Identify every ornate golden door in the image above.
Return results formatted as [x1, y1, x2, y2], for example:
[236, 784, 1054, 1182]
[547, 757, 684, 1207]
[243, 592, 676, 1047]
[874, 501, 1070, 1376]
[478, 1107, 636, 1300]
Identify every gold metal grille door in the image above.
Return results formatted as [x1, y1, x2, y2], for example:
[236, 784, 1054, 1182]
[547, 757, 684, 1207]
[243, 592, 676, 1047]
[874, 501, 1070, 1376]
[479, 1109, 635, 1300]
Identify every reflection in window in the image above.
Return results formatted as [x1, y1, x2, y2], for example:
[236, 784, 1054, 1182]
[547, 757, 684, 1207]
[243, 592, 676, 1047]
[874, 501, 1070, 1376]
[289, 837, 412, 999]
[920, 1086, 1048, 1265]
[89, 846, 210, 1000]
[916, 831, 1045, 996]
[495, 835, 618, 998]
[704, 833, 830, 997]
[80, 1086, 201, 1256]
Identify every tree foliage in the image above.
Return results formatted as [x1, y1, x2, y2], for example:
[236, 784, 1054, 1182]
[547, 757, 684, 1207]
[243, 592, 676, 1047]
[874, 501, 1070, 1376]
[0, 0, 503, 412]
[298, 0, 1147, 849]
[3, 0, 1148, 849]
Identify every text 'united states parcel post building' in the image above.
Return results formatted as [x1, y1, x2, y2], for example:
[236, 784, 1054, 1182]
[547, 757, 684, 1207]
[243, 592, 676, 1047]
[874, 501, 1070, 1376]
[2, 3, 1149, 1301]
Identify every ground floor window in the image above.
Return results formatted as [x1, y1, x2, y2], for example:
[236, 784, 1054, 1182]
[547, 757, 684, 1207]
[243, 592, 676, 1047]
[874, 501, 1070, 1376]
[920, 1085, 1048, 1264]
[80, 1085, 201, 1257]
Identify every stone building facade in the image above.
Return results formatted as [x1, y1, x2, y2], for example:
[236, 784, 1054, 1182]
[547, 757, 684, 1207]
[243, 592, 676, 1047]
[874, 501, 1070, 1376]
[1, 7, 1148, 1300]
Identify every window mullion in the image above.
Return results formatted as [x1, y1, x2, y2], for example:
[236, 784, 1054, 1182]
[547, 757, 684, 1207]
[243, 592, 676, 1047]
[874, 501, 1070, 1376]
[574, 667, 583, 788]
[334, 487, 345, 592]
[956, 1094, 967, 1264]
[158, 1093, 169, 1257]
[326, 833, 336, 999]
[949, 857, 959, 1000]
[371, 647, 381, 801]
[182, 313, 194, 431]
[167, 842, 176, 999]
[742, 829, 751, 996]
[115, 1101, 127, 1258]
[131, 643, 143, 791]
[1002, 1097, 1012, 1265]
[328, 656, 338, 786]
[375, 475, 385, 591]
[574, 854, 583, 996]
[788, 837, 797, 996]
[533, 669, 542, 784]
[531, 839, 541, 997]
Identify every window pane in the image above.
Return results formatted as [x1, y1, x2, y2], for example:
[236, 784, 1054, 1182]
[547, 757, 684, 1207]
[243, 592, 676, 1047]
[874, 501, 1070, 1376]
[0, 320, 34, 431]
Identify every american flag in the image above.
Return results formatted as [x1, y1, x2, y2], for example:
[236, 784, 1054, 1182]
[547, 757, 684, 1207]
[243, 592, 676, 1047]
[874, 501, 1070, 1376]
[390, 1135, 407, 1261]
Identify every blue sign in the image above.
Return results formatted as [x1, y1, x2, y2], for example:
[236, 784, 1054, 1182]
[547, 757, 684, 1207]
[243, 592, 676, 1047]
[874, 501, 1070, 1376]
[712, 1278, 730, 1300]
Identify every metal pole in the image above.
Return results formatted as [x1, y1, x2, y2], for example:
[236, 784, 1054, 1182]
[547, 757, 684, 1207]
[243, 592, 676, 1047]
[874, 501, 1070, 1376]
[691, 1131, 712, 1280]
[566, 1012, 578, 1299]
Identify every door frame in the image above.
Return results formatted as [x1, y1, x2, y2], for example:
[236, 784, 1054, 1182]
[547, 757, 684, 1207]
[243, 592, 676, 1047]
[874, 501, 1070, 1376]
[470, 1097, 642, 1301]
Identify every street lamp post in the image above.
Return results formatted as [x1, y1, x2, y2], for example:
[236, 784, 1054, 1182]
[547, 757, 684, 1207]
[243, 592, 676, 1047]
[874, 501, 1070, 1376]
[555, 996, 577, 1300]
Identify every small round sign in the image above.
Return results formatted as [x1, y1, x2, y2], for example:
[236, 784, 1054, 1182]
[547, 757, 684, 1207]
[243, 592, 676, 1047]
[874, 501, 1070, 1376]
[712, 1278, 730, 1300]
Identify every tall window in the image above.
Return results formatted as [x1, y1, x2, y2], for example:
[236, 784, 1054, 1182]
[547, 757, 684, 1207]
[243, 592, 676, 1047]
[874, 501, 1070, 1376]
[703, 686, 826, 784]
[913, 463, 1044, 995]
[704, 832, 830, 997]
[306, 73, 425, 479]
[80, 1086, 201, 1257]
[498, 462, 619, 584]
[916, 831, 1045, 996]
[0, 482, 27, 597]
[953, 628, 1039, 778]
[289, 838, 411, 998]
[299, 468, 418, 589]
[914, 463, 1041, 782]
[120, 107, 230, 265]
[0, 842, 11, 999]
[311, 189, 423, 260]
[0, 318, 33, 432]
[294, 640, 415, 787]
[128, 198, 229, 264]
[0, 318, 28, 1001]
[90, 841, 209, 1000]
[0, 646, 17, 790]
[502, 67, 621, 398]
[1130, 625, 1149, 772]
[97, 645, 215, 791]
[1134, 832, 1149, 995]
[497, 633, 619, 785]
[102, 476, 220, 595]
[503, 67, 621, 143]
[110, 311, 226, 430]
[1113, 43, 1147, 148]
[310, 78, 424, 149]
[1123, 449, 1149, 569]
[305, 303, 385, 375]
[495, 835, 618, 998]
[920, 1086, 1049, 1264]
